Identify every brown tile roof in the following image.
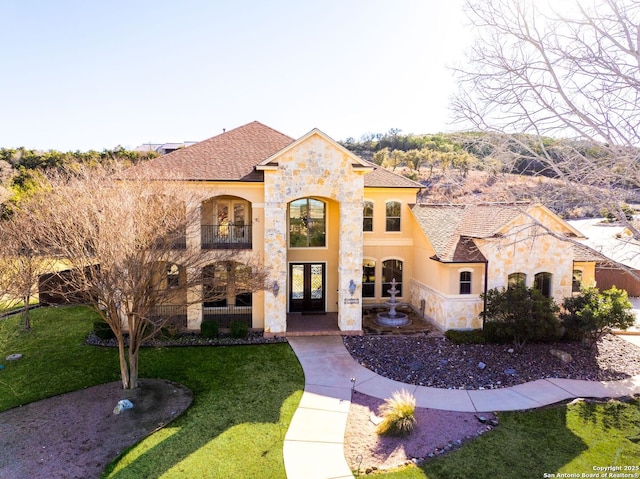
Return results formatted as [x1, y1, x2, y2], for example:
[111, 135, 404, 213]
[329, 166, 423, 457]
[123, 121, 294, 181]
[410, 204, 524, 262]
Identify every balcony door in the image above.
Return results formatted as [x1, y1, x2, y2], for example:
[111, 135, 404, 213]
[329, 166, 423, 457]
[289, 263, 325, 313]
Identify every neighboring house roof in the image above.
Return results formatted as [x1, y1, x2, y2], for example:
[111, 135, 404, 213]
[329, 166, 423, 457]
[411, 203, 588, 263]
[124, 121, 421, 188]
[569, 218, 640, 269]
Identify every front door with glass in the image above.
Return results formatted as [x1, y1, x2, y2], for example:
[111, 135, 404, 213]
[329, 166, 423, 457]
[289, 263, 325, 312]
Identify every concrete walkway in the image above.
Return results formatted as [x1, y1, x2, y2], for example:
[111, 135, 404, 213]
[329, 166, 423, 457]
[283, 335, 640, 479]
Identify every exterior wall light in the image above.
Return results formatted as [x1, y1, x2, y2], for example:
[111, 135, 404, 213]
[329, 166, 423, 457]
[272, 281, 280, 297]
[349, 279, 356, 296]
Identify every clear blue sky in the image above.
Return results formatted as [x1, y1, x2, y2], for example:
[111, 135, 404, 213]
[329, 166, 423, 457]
[0, 0, 472, 151]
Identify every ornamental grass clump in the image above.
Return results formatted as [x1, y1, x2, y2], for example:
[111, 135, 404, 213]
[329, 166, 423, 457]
[376, 389, 417, 437]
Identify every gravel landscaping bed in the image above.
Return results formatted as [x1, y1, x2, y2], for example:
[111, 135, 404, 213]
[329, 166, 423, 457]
[344, 333, 640, 390]
[86, 331, 288, 348]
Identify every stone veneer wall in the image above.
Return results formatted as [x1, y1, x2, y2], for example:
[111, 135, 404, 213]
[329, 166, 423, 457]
[262, 134, 366, 334]
[410, 279, 484, 331]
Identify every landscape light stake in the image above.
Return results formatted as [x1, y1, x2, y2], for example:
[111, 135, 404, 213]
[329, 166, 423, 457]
[355, 454, 363, 477]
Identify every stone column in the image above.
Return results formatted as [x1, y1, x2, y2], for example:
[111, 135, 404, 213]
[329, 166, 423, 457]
[186, 266, 202, 330]
[185, 201, 201, 251]
[338, 199, 364, 331]
[263, 201, 287, 335]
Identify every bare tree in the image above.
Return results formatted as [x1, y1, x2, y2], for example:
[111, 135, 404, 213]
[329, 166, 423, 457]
[20, 167, 268, 389]
[0, 213, 57, 330]
[452, 0, 640, 234]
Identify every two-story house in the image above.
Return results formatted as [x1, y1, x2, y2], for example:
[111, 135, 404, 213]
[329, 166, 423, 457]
[125, 121, 598, 335]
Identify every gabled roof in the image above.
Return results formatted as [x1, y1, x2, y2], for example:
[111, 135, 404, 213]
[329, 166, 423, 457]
[124, 121, 422, 188]
[256, 128, 373, 170]
[410, 203, 584, 263]
[123, 121, 294, 181]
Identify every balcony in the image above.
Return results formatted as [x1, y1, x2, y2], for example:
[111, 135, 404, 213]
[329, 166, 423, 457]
[201, 223, 252, 250]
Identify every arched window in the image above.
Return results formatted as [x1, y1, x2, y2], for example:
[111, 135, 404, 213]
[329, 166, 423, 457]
[572, 270, 583, 293]
[382, 259, 403, 297]
[289, 198, 326, 247]
[385, 201, 401, 232]
[459, 271, 472, 294]
[508, 272, 527, 289]
[534, 272, 552, 298]
[363, 201, 374, 232]
[362, 259, 376, 298]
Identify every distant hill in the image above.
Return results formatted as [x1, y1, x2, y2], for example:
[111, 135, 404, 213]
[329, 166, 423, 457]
[341, 130, 640, 219]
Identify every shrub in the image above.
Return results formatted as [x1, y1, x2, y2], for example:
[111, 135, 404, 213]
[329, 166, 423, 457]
[93, 321, 115, 340]
[561, 286, 635, 348]
[200, 320, 219, 339]
[445, 328, 485, 344]
[230, 320, 248, 339]
[481, 285, 561, 349]
[158, 322, 181, 339]
[376, 389, 417, 437]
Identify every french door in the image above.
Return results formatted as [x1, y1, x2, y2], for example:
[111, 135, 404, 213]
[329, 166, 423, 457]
[289, 263, 325, 313]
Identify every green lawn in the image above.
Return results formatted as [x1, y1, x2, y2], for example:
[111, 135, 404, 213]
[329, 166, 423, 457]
[370, 396, 640, 479]
[0, 306, 304, 478]
[2, 307, 639, 479]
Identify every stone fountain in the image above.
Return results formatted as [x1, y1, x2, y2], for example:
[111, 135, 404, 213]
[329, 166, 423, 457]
[375, 278, 410, 327]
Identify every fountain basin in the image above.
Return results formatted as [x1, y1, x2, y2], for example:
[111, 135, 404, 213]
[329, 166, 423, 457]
[375, 311, 411, 327]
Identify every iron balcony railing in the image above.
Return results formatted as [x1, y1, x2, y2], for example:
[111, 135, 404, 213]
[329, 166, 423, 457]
[201, 223, 252, 249]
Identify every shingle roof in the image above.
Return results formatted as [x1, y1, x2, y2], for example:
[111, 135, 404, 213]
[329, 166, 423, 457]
[572, 243, 614, 264]
[123, 121, 295, 181]
[411, 204, 525, 262]
[363, 162, 423, 188]
[124, 122, 422, 188]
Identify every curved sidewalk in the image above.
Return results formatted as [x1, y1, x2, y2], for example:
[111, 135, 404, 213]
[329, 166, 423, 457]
[283, 335, 640, 479]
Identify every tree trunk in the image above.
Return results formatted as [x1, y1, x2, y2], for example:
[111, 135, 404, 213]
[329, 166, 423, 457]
[128, 346, 139, 389]
[116, 334, 130, 389]
[21, 295, 31, 331]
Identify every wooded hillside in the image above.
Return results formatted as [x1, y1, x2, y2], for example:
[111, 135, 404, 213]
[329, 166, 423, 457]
[340, 130, 640, 219]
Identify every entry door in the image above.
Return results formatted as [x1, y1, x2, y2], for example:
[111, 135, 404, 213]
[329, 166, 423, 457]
[289, 263, 325, 312]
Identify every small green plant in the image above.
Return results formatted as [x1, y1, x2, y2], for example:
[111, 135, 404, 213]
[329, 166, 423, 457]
[376, 389, 417, 437]
[200, 320, 219, 339]
[230, 320, 248, 338]
[445, 328, 485, 344]
[93, 320, 115, 340]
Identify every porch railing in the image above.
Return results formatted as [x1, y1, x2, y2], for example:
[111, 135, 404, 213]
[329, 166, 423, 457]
[202, 305, 252, 328]
[149, 304, 187, 330]
[201, 224, 252, 249]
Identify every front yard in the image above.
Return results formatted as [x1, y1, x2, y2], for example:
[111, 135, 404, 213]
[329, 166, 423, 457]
[0, 306, 638, 478]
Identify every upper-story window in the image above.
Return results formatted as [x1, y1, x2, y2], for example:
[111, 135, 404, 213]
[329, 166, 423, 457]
[363, 201, 374, 232]
[166, 263, 181, 289]
[289, 198, 326, 247]
[385, 201, 401, 232]
[459, 271, 472, 294]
